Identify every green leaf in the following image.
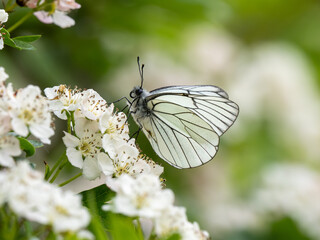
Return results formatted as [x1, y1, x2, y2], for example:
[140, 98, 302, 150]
[28, 139, 44, 148]
[108, 213, 144, 240]
[81, 185, 113, 240]
[11, 39, 36, 50]
[13, 35, 41, 43]
[1, 28, 39, 50]
[18, 137, 36, 157]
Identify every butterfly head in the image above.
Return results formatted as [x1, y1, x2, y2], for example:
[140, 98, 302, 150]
[130, 86, 143, 99]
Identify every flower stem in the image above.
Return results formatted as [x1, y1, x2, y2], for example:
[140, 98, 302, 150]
[7, 10, 34, 33]
[49, 158, 68, 183]
[58, 172, 82, 187]
[45, 150, 66, 181]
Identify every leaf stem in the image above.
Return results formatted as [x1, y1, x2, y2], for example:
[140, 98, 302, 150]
[58, 172, 82, 187]
[7, 10, 34, 33]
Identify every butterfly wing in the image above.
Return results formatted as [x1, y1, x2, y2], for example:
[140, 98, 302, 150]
[136, 85, 239, 168]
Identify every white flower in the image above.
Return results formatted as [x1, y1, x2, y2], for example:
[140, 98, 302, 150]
[99, 104, 129, 139]
[154, 206, 188, 237]
[0, 161, 91, 233]
[103, 174, 174, 218]
[44, 85, 82, 120]
[80, 89, 109, 120]
[181, 222, 210, 240]
[0, 67, 8, 82]
[0, 9, 8, 50]
[63, 118, 103, 180]
[9, 85, 54, 144]
[0, 134, 21, 167]
[47, 188, 90, 233]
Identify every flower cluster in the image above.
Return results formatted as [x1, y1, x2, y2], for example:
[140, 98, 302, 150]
[45, 84, 210, 239]
[45, 85, 163, 180]
[25, 0, 80, 28]
[0, 67, 54, 167]
[0, 161, 92, 237]
[0, 9, 8, 49]
[104, 174, 209, 239]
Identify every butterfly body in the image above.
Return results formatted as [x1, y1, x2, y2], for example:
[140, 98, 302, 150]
[128, 84, 239, 169]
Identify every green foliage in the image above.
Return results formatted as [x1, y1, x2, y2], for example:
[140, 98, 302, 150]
[17, 137, 43, 157]
[1, 28, 41, 50]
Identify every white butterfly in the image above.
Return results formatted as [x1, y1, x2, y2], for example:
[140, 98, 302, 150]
[128, 58, 239, 169]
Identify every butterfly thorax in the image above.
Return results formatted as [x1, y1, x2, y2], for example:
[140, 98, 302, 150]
[129, 86, 151, 120]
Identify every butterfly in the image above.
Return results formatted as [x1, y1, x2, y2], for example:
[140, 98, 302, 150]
[128, 57, 239, 169]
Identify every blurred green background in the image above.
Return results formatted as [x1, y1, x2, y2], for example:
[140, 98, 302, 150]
[2, 0, 320, 239]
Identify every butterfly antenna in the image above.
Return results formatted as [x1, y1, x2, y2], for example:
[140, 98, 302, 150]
[137, 56, 145, 88]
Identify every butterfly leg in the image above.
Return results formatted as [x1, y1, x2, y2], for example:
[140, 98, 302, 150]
[111, 96, 131, 105]
[130, 127, 142, 140]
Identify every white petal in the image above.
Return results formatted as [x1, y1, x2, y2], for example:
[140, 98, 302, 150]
[52, 11, 75, 28]
[97, 152, 114, 176]
[29, 124, 54, 144]
[62, 132, 80, 148]
[0, 151, 15, 167]
[0, 9, 8, 23]
[11, 118, 28, 137]
[83, 157, 101, 180]
[0, 67, 8, 82]
[66, 148, 83, 169]
[44, 86, 59, 99]
[34, 11, 53, 24]
[0, 38, 4, 50]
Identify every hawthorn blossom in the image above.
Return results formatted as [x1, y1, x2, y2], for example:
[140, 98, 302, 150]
[99, 104, 129, 141]
[104, 174, 174, 218]
[47, 188, 91, 233]
[44, 85, 82, 120]
[79, 89, 109, 120]
[26, 0, 81, 28]
[63, 118, 105, 180]
[0, 161, 91, 233]
[0, 9, 8, 50]
[153, 206, 189, 237]
[9, 85, 54, 144]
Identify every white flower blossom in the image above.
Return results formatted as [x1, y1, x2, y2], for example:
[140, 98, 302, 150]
[104, 174, 174, 218]
[0, 9, 8, 50]
[0, 161, 91, 233]
[154, 206, 188, 237]
[44, 85, 82, 120]
[99, 104, 129, 140]
[0, 134, 21, 167]
[80, 89, 109, 120]
[47, 188, 91, 233]
[63, 118, 104, 180]
[9, 85, 54, 144]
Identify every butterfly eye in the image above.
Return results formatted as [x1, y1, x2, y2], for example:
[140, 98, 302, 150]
[136, 88, 143, 95]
